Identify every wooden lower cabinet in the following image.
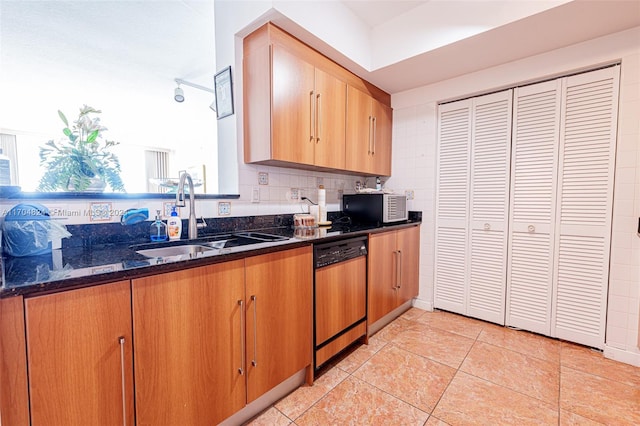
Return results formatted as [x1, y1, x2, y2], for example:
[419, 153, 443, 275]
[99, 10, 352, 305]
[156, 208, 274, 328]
[24, 281, 134, 426]
[133, 246, 313, 423]
[245, 246, 313, 402]
[368, 226, 420, 325]
[132, 260, 246, 426]
[7, 246, 313, 425]
[0, 296, 30, 426]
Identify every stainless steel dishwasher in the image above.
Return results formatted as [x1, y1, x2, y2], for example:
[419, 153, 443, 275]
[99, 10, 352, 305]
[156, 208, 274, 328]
[313, 236, 367, 370]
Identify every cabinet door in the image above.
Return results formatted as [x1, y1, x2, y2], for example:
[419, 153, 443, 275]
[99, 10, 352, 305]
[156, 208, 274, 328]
[314, 67, 346, 169]
[132, 261, 246, 426]
[25, 281, 134, 426]
[371, 99, 392, 176]
[245, 246, 312, 403]
[346, 84, 373, 173]
[368, 231, 398, 324]
[272, 45, 316, 165]
[506, 80, 561, 335]
[0, 296, 29, 426]
[396, 227, 420, 306]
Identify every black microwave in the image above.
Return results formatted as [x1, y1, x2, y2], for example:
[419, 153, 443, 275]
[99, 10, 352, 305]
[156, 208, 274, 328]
[343, 193, 408, 225]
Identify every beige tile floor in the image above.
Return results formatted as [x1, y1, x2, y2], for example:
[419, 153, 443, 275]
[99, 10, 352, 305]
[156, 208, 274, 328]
[247, 308, 640, 425]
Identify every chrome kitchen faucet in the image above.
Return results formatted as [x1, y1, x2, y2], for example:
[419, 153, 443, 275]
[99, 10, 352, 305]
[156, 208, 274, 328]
[176, 171, 207, 239]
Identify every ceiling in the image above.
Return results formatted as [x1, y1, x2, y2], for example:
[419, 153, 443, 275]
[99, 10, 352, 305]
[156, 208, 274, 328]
[321, 0, 640, 93]
[1, 1, 639, 97]
[342, 0, 426, 27]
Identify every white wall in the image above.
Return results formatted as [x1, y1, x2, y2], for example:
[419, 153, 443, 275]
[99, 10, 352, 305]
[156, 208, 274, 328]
[388, 26, 640, 366]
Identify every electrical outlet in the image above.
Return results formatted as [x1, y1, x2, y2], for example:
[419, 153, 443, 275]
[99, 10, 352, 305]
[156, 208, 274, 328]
[251, 187, 260, 203]
[258, 172, 269, 185]
[218, 201, 231, 216]
[290, 188, 299, 201]
[405, 190, 415, 200]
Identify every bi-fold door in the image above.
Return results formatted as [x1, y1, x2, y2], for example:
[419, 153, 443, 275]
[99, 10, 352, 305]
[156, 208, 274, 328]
[434, 90, 513, 325]
[435, 65, 620, 348]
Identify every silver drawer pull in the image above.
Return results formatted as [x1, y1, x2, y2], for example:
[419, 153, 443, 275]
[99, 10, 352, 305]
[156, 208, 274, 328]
[251, 295, 258, 367]
[238, 300, 245, 375]
[528, 225, 535, 233]
[119, 336, 127, 426]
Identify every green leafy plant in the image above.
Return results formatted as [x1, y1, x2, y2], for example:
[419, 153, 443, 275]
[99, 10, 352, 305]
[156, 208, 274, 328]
[37, 105, 125, 192]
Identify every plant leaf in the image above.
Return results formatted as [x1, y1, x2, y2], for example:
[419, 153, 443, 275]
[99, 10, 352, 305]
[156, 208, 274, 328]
[63, 128, 72, 137]
[87, 129, 99, 143]
[58, 110, 69, 126]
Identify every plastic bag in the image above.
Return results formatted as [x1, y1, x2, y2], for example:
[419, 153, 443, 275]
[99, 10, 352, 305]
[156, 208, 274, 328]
[2, 203, 72, 257]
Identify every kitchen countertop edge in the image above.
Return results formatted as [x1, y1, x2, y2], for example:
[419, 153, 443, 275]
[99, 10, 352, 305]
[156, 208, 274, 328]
[1, 221, 421, 298]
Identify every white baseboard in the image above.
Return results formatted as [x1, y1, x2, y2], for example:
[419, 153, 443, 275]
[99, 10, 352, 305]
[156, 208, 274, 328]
[604, 345, 640, 367]
[412, 298, 433, 311]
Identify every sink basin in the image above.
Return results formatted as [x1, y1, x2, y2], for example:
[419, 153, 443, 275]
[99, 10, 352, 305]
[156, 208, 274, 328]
[233, 232, 288, 242]
[201, 232, 288, 249]
[135, 232, 289, 257]
[136, 244, 215, 258]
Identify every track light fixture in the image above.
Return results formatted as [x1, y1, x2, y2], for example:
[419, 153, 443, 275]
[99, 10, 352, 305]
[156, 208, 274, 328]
[174, 85, 184, 102]
[173, 78, 215, 110]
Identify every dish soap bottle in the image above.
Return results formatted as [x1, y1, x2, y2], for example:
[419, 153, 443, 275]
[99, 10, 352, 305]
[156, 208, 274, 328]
[167, 206, 182, 241]
[150, 209, 168, 242]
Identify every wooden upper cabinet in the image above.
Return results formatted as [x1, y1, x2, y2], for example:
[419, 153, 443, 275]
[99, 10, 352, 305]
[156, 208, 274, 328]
[372, 99, 392, 176]
[24, 281, 134, 426]
[132, 261, 246, 426]
[346, 85, 392, 176]
[243, 22, 389, 175]
[271, 44, 316, 165]
[345, 84, 372, 174]
[244, 246, 313, 403]
[314, 67, 346, 169]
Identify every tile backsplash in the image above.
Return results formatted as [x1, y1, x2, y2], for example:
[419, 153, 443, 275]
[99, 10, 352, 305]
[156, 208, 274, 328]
[0, 167, 372, 225]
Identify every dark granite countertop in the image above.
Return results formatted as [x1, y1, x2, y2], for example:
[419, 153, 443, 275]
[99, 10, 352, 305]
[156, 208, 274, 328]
[1, 214, 421, 298]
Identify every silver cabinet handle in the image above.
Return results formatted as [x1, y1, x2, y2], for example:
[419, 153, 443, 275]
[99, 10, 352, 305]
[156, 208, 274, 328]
[309, 91, 315, 142]
[484, 223, 491, 231]
[316, 93, 321, 143]
[397, 250, 403, 289]
[119, 336, 127, 426]
[251, 295, 258, 367]
[393, 251, 400, 289]
[528, 225, 535, 233]
[372, 116, 377, 155]
[238, 300, 245, 375]
[368, 116, 373, 155]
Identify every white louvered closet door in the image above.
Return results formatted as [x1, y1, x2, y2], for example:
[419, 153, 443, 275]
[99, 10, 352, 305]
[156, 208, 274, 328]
[552, 66, 620, 349]
[506, 80, 561, 335]
[434, 100, 471, 315]
[468, 90, 512, 325]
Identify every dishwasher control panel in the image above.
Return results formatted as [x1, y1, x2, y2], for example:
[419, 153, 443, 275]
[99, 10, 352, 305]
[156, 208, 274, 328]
[313, 236, 367, 268]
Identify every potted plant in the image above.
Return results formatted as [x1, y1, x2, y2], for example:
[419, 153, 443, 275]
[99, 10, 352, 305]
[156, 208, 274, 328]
[37, 105, 125, 192]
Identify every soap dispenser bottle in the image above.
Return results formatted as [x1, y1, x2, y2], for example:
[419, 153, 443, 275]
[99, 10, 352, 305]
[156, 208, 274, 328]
[150, 210, 168, 242]
[167, 206, 182, 241]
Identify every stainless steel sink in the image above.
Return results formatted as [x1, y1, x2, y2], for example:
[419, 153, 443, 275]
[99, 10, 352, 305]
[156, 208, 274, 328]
[136, 244, 215, 258]
[201, 232, 288, 249]
[135, 232, 289, 258]
[233, 232, 287, 242]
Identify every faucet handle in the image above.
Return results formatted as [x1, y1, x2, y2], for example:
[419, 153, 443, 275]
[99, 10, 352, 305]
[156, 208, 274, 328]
[197, 216, 207, 229]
